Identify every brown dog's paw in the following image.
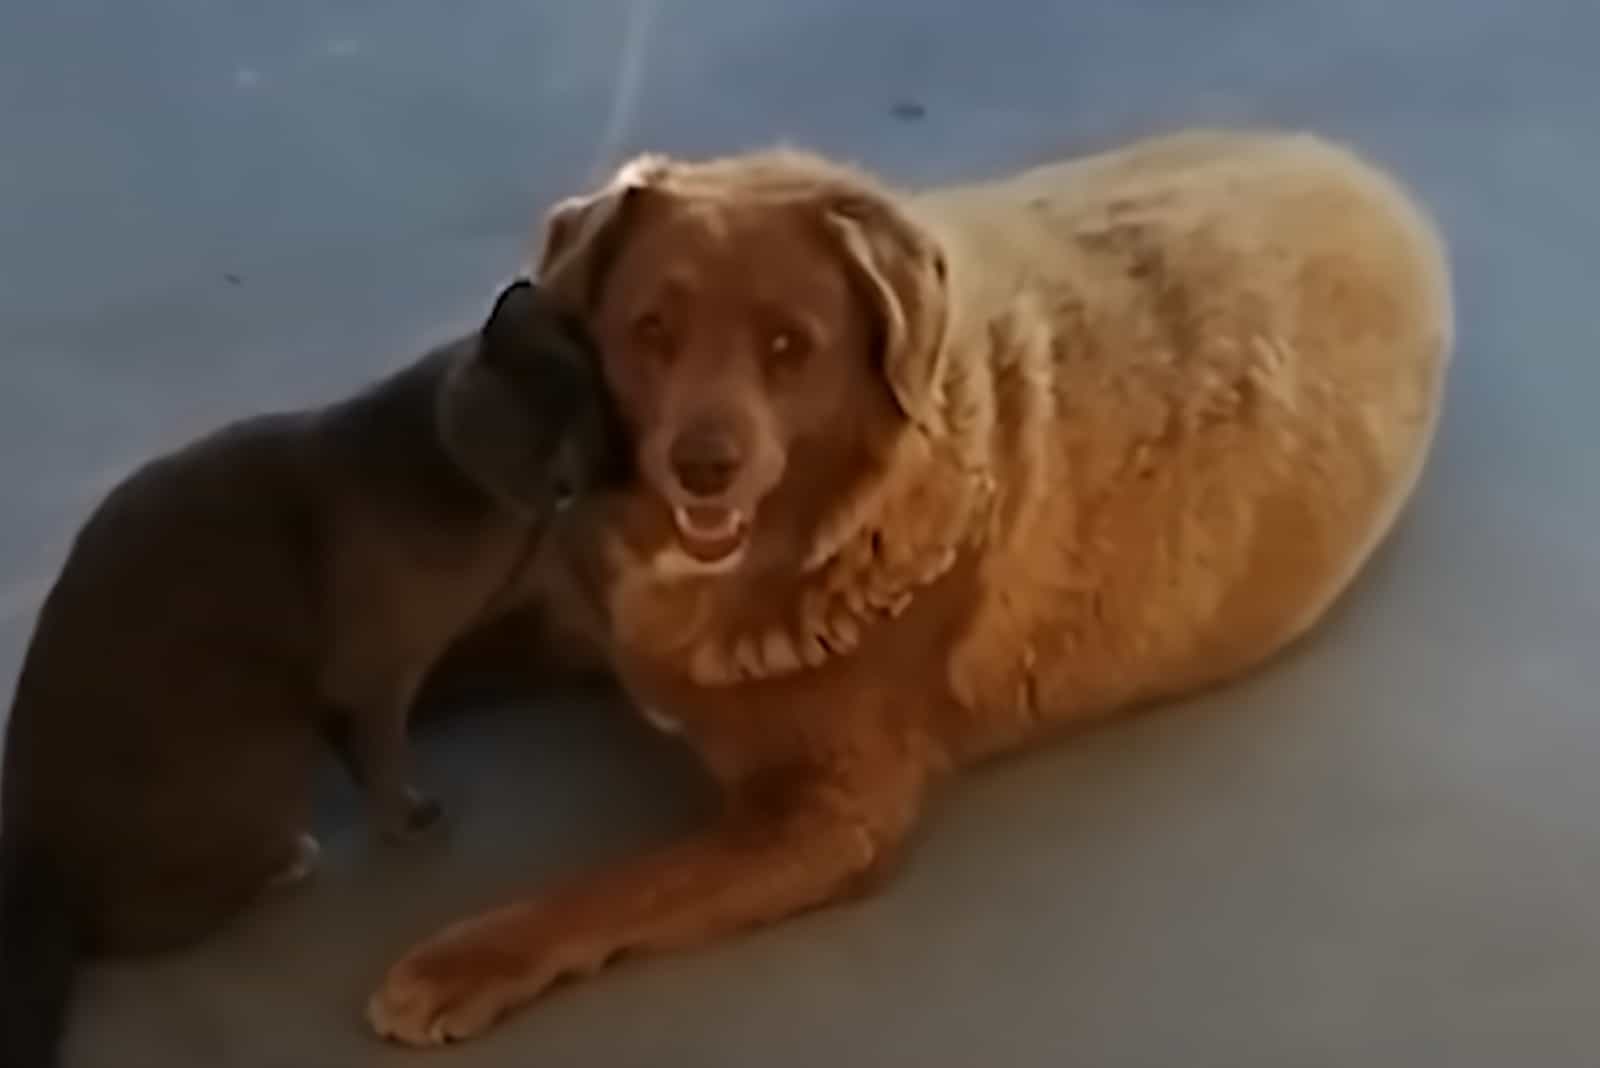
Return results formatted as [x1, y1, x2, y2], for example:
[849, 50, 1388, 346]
[366, 931, 538, 1047]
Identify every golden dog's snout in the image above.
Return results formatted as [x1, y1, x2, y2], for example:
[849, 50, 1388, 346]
[668, 420, 745, 498]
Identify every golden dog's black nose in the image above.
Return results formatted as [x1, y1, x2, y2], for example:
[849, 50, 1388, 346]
[669, 422, 743, 497]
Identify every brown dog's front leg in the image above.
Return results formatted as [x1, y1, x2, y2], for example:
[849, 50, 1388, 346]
[366, 764, 925, 1047]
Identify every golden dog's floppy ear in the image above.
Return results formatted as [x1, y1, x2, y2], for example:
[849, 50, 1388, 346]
[821, 192, 949, 435]
[535, 155, 671, 311]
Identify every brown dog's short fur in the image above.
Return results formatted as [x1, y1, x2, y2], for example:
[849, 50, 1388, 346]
[368, 130, 1453, 1045]
[0, 281, 621, 1067]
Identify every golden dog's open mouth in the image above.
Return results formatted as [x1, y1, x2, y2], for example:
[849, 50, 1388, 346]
[671, 505, 749, 565]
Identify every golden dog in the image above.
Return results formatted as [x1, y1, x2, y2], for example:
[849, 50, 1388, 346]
[369, 130, 1452, 1045]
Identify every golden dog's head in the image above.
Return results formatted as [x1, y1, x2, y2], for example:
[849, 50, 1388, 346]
[535, 152, 950, 578]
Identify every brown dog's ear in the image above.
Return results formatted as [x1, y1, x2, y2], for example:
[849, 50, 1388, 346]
[821, 192, 949, 435]
[535, 155, 672, 311]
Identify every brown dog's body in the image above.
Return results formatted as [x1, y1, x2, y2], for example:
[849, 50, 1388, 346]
[0, 282, 619, 1067]
[369, 130, 1453, 1044]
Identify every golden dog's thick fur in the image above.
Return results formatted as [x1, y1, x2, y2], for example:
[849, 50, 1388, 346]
[368, 130, 1452, 1045]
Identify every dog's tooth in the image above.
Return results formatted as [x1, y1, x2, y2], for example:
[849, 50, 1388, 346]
[886, 591, 914, 618]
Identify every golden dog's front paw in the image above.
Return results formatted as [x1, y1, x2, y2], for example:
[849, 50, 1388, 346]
[366, 934, 534, 1047]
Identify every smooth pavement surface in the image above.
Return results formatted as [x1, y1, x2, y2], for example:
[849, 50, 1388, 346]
[2, 1, 1597, 1065]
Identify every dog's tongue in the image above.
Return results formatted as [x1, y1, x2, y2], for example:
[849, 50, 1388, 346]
[672, 506, 747, 563]
[683, 506, 738, 536]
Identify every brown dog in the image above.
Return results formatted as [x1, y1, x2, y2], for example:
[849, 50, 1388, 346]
[368, 130, 1453, 1045]
[0, 280, 622, 1068]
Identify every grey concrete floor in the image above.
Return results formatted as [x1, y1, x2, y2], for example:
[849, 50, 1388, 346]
[3, 1, 1598, 1065]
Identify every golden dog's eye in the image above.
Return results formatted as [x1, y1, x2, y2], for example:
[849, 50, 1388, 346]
[767, 328, 810, 369]
[624, 313, 675, 367]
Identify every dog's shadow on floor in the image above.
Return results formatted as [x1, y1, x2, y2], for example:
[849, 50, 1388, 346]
[68, 685, 712, 1068]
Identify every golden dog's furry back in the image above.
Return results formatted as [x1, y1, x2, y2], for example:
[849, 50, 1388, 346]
[900, 131, 1453, 747]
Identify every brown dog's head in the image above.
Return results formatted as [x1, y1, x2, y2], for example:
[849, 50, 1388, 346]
[437, 279, 629, 520]
[535, 152, 949, 575]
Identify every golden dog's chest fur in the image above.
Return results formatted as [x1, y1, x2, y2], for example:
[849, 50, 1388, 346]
[364, 131, 1452, 1047]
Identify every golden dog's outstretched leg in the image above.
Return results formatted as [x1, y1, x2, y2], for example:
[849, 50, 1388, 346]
[366, 764, 925, 1046]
